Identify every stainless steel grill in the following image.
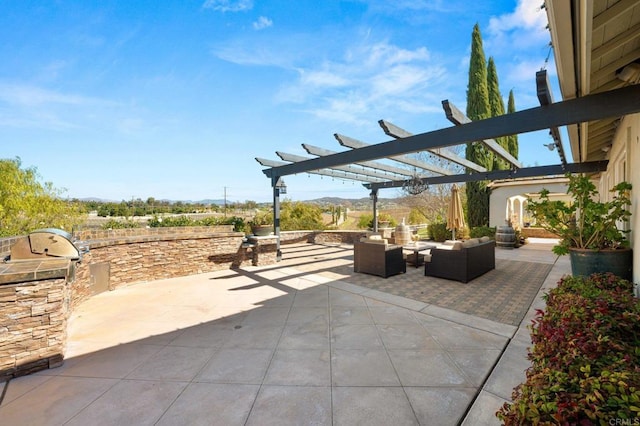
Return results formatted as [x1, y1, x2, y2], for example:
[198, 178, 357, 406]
[7, 228, 86, 262]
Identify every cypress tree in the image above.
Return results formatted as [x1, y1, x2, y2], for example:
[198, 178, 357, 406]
[487, 57, 509, 171]
[465, 23, 491, 228]
[507, 90, 519, 158]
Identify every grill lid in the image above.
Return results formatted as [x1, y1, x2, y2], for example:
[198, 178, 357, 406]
[8, 228, 83, 261]
[29, 228, 79, 258]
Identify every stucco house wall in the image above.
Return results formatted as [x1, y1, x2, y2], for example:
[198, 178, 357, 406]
[488, 178, 570, 229]
[595, 112, 639, 288]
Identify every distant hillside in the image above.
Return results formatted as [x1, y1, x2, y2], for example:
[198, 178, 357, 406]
[306, 197, 402, 210]
[77, 196, 402, 210]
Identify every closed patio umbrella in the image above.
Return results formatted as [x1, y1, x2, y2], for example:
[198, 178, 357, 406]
[447, 184, 465, 240]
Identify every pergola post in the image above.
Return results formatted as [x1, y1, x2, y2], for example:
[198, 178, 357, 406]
[370, 188, 379, 233]
[272, 176, 286, 261]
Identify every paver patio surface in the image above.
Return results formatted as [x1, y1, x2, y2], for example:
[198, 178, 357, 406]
[0, 239, 566, 425]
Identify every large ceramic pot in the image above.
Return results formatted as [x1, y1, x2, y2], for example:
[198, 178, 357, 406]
[569, 247, 633, 281]
[251, 225, 273, 236]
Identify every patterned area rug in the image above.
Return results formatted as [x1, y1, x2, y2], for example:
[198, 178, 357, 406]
[352, 259, 553, 326]
[277, 244, 554, 327]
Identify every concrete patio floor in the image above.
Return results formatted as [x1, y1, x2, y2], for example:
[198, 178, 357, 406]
[0, 239, 568, 425]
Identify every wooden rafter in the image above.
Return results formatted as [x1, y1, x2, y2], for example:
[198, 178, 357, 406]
[442, 101, 523, 168]
[259, 84, 640, 179]
[334, 133, 452, 175]
[378, 120, 486, 172]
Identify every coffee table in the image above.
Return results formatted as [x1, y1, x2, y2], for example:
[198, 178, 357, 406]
[403, 243, 436, 267]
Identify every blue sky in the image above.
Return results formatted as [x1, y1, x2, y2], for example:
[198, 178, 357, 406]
[1, 0, 558, 203]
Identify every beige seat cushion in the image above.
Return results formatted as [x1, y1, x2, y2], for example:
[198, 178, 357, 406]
[462, 239, 479, 248]
[361, 235, 388, 245]
[439, 241, 463, 250]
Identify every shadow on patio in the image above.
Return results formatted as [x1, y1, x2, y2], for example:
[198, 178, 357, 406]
[0, 241, 560, 425]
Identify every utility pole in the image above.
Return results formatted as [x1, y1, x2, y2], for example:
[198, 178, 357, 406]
[224, 186, 227, 217]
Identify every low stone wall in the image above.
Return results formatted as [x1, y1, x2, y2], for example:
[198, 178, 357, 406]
[280, 230, 368, 245]
[74, 225, 235, 241]
[0, 226, 274, 379]
[0, 277, 68, 380]
[521, 227, 559, 239]
[0, 227, 369, 379]
[71, 230, 259, 309]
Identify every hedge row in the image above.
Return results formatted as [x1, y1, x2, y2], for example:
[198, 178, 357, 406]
[498, 273, 640, 424]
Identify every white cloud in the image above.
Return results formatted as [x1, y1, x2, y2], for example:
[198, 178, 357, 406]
[299, 69, 349, 88]
[0, 83, 112, 107]
[202, 0, 253, 12]
[273, 40, 449, 126]
[482, 0, 553, 110]
[253, 16, 273, 30]
[487, 0, 548, 49]
[0, 82, 122, 131]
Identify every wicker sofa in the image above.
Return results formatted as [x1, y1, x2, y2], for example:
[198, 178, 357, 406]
[353, 235, 406, 278]
[424, 237, 495, 283]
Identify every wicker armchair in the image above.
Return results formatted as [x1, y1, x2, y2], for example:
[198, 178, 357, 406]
[353, 239, 406, 278]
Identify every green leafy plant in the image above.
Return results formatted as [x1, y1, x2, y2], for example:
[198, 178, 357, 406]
[376, 212, 397, 227]
[527, 174, 632, 255]
[101, 219, 140, 229]
[356, 212, 397, 229]
[147, 215, 245, 232]
[427, 222, 449, 242]
[357, 213, 374, 230]
[470, 226, 496, 239]
[0, 157, 84, 236]
[497, 273, 640, 424]
[248, 210, 274, 226]
[279, 201, 325, 231]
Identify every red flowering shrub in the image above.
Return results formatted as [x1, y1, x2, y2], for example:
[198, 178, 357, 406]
[497, 273, 640, 424]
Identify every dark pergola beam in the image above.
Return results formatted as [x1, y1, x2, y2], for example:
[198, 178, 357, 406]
[442, 101, 523, 168]
[261, 84, 640, 179]
[276, 151, 396, 181]
[378, 119, 487, 172]
[256, 157, 386, 183]
[364, 161, 609, 189]
[302, 144, 415, 178]
[537, 70, 567, 166]
[335, 133, 451, 176]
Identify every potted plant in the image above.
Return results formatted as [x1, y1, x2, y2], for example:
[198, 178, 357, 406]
[376, 212, 396, 229]
[248, 210, 273, 236]
[527, 173, 632, 280]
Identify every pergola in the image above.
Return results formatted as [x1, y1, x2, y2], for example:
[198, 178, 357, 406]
[256, 70, 640, 260]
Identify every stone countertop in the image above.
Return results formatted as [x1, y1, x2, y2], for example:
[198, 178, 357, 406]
[0, 259, 71, 286]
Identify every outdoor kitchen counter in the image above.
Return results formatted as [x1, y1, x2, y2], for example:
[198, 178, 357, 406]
[0, 259, 71, 286]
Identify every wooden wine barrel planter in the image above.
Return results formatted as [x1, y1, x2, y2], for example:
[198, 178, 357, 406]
[394, 224, 412, 246]
[496, 225, 516, 249]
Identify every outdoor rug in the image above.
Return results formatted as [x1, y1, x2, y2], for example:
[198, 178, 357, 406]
[348, 258, 554, 326]
[277, 244, 554, 327]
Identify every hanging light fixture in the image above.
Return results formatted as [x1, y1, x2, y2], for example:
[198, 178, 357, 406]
[403, 172, 428, 195]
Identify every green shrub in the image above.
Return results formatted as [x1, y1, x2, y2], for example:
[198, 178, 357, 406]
[148, 215, 245, 232]
[279, 201, 325, 231]
[101, 219, 140, 229]
[497, 273, 640, 424]
[470, 226, 496, 239]
[357, 213, 374, 229]
[377, 212, 397, 227]
[408, 208, 427, 225]
[427, 222, 449, 242]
